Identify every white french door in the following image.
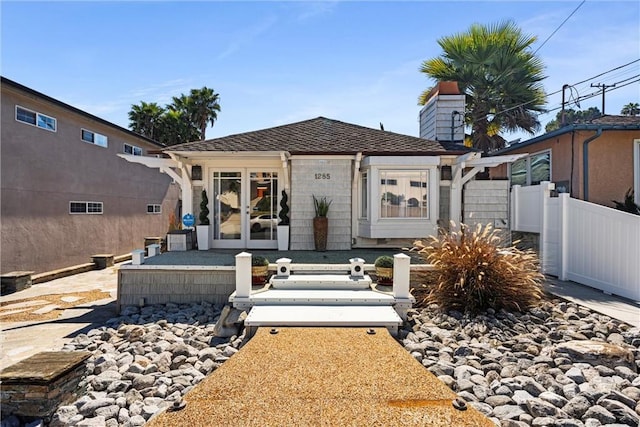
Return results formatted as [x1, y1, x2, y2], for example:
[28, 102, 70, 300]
[210, 169, 279, 249]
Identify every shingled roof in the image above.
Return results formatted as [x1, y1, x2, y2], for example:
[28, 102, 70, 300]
[166, 117, 470, 155]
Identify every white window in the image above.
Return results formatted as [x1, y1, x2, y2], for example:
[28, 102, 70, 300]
[379, 170, 429, 219]
[360, 172, 368, 219]
[16, 105, 56, 131]
[124, 143, 143, 156]
[81, 129, 108, 148]
[147, 204, 162, 214]
[69, 201, 103, 214]
[509, 150, 551, 186]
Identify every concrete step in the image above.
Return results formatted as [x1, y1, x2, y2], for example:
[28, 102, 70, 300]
[235, 289, 395, 305]
[269, 274, 372, 290]
[244, 305, 403, 335]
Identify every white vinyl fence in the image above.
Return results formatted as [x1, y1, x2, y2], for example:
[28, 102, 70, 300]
[511, 182, 640, 302]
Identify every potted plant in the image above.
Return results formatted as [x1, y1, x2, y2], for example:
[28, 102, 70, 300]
[277, 190, 290, 251]
[196, 189, 210, 250]
[312, 195, 332, 251]
[374, 255, 394, 285]
[251, 255, 270, 285]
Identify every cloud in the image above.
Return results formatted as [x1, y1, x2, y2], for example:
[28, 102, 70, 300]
[217, 14, 278, 60]
[294, 1, 339, 21]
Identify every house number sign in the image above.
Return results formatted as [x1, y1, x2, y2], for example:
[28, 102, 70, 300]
[314, 173, 331, 180]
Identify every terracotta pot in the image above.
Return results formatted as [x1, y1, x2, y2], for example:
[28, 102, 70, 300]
[313, 216, 328, 251]
[252, 265, 269, 285]
[375, 267, 393, 285]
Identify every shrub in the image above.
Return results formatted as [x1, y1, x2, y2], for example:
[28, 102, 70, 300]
[199, 190, 210, 225]
[252, 255, 269, 267]
[374, 255, 394, 268]
[312, 195, 332, 217]
[279, 190, 290, 225]
[612, 188, 640, 215]
[413, 222, 544, 314]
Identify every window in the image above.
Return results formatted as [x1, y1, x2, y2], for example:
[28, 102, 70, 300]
[510, 150, 551, 186]
[16, 106, 56, 131]
[81, 129, 108, 148]
[360, 172, 368, 218]
[379, 170, 428, 219]
[69, 201, 103, 214]
[124, 143, 143, 156]
[147, 204, 162, 214]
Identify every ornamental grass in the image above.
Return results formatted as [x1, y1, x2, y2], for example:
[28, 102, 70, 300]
[413, 222, 544, 314]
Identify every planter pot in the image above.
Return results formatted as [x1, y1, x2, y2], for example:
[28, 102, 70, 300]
[167, 230, 195, 251]
[277, 225, 290, 251]
[196, 225, 210, 250]
[252, 265, 269, 285]
[375, 267, 393, 285]
[313, 217, 328, 251]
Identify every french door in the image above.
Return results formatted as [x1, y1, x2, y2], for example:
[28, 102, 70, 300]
[210, 169, 279, 249]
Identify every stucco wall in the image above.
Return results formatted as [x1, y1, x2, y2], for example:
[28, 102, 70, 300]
[490, 129, 638, 207]
[290, 157, 352, 250]
[1, 84, 180, 274]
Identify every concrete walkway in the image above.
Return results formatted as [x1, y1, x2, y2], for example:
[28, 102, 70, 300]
[544, 277, 640, 328]
[0, 265, 119, 370]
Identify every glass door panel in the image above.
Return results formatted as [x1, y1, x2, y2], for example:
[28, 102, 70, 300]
[248, 171, 278, 246]
[212, 171, 242, 241]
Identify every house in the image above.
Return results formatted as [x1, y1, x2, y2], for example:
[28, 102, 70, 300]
[0, 77, 180, 274]
[489, 115, 640, 208]
[122, 114, 523, 251]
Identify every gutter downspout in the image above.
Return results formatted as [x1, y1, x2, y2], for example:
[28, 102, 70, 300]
[351, 152, 363, 247]
[582, 127, 603, 202]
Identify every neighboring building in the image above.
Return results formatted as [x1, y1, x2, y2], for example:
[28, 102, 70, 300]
[1, 77, 180, 274]
[123, 116, 521, 251]
[490, 115, 640, 208]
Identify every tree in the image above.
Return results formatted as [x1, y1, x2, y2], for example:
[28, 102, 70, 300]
[128, 87, 221, 145]
[419, 21, 547, 153]
[544, 107, 602, 132]
[128, 101, 165, 141]
[621, 102, 640, 116]
[188, 87, 221, 140]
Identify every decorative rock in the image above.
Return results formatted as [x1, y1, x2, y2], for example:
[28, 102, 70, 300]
[563, 395, 592, 418]
[492, 405, 525, 420]
[549, 341, 636, 372]
[582, 406, 617, 424]
[597, 399, 640, 426]
[526, 398, 562, 417]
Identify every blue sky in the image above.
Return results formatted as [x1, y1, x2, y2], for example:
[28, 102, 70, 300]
[2, 1, 639, 143]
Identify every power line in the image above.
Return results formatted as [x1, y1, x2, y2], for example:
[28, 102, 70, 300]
[533, 0, 586, 55]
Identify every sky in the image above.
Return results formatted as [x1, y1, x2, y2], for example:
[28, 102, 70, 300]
[2, 1, 639, 144]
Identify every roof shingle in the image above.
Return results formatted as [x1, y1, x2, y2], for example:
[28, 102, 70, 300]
[166, 117, 469, 155]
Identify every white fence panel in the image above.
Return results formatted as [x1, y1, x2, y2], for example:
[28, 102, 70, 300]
[564, 197, 640, 301]
[511, 183, 554, 233]
[542, 197, 560, 276]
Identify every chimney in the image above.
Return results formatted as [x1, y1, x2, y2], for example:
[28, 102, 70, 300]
[419, 81, 465, 143]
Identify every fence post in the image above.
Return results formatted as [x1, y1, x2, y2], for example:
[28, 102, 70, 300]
[539, 182, 555, 274]
[558, 193, 569, 280]
[392, 253, 410, 299]
[511, 185, 520, 231]
[235, 252, 252, 298]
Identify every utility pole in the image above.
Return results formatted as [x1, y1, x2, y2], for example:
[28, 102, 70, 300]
[590, 83, 616, 114]
[561, 84, 569, 126]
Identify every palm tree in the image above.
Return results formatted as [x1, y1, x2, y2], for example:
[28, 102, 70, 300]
[128, 101, 165, 140]
[621, 102, 640, 116]
[419, 21, 547, 152]
[188, 87, 221, 140]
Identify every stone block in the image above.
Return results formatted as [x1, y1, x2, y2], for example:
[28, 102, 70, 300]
[1, 271, 34, 295]
[91, 254, 114, 270]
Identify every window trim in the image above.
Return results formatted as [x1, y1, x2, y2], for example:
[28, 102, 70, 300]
[509, 149, 552, 186]
[15, 105, 57, 132]
[147, 204, 162, 214]
[69, 201, 103, 215]
[81, 128, 108, 148]
[379, 169, 430, 220]
[124, 143, 143, 156]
